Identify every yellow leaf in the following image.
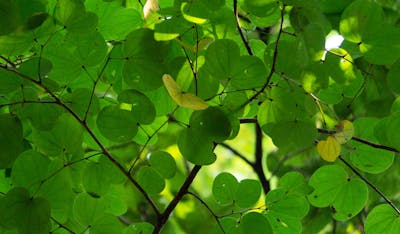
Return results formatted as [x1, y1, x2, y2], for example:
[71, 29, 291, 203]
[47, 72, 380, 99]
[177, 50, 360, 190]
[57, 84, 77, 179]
[162, 74, 209, 110]
[334, 120, 354, 144]
[317, 136, 341, 162]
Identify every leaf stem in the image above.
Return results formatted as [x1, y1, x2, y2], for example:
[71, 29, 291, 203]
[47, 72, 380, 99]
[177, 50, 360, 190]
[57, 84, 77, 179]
[233, 0, 253, 55]
[339, 156, 400, 215]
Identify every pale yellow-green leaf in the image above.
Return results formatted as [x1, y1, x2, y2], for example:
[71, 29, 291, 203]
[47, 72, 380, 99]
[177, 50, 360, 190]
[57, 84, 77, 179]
[162, 74, 209, 110]
[317, 136, 341, 162]
[334, 120, 354, 144]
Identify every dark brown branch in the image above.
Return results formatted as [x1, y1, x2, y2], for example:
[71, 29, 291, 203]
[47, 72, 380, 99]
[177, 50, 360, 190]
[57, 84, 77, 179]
[352, 136, 399, 153]
[254, 123, 270, 194]
[239, 118, 257, 124]
[153, 165, 202, 233]
[339, 156, 400, 215]
[318, 128, 399, 153]
[186, 191, 225, 233]
[233, 0, 253, 55]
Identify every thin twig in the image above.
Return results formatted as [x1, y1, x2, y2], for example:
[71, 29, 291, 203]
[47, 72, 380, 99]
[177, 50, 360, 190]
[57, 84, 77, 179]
[186, 191, 225, 233]
[83, 56, 111, 122]
[233, 0, 253, 55]
[270, 145, 314, 178]
[339, 156, 400, 215]
[318, 128, 399, 153]
[51, 217, 76, 234]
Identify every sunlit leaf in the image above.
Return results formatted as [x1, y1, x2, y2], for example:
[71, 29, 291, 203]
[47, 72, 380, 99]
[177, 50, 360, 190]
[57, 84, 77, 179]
[162, 74, 209, 110]
[308, 165, 368, 220]
[365, 204, 400, 234]
[134, 166, 165, 194]
[317, 136, 341, 162]
[212, 172, 238, 206]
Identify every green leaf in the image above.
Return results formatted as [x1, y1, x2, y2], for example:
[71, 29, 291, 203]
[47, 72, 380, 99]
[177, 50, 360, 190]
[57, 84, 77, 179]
[264, 120, 317, 151]
[308, 165, 368, 220]
[0, 114, 24, 169]
[73, 192, 106, 226]
[0, 187, 51, 234]
[32, 114, 84, 157]
[204, 39, 240, 81]
[118, 89, 156, 124]
[96, 106, 138, 143]
[212, 172, 239, 206]
[11, 150, 51, 192]
[265, 189, 309, 234]
[239, 212, 273, 234]
[82, 161, 112, 197]
[348, 118, 394, 174]
[189, 107, 232, 142]
[86, 0, 143, 40]
[89, 215, 124, 234]
[54, 0, 86, 27]
[234, 179, 261, 208]
[124, 222, 154, 234]
[134, 166, 165, 194]
[387, 59, 400, 94]
[243, 0, 277, 17]
[340, 0, 383, 43]
[63, 88, 100, 119]
[365, 204, 400, 234]
[149, 151, 176, 179]
[360, 25, 400, 65]
[0, 0, 19, 35]
[24, 102, 63, 130]
[279, 172, 312, 196]
[123, 29, 169, 91]
[177, 128, 216, 165]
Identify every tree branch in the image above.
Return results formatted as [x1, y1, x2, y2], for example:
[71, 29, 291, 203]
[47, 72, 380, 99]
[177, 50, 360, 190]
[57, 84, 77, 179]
[254, 123, 270, 193]
[153, 165, 202, 233]
[318, 128, 399, 153]
[339, 156, 400, 215]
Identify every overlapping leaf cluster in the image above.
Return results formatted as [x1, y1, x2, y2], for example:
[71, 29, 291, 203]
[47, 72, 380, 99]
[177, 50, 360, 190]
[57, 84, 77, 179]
[0, 0, 400, 233]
